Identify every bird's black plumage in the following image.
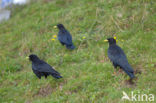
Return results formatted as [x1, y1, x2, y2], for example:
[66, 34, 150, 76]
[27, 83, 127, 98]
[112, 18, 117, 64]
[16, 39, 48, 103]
[105, 38, 135, 79]
[28, 54, 62, 79]
[56, 24, 75, 50]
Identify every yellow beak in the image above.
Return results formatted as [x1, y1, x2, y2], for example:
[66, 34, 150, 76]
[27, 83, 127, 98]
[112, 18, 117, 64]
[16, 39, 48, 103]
[53, 26, 57, 29]
[104, 39, 108, 42]
[26, 56, 29, 60]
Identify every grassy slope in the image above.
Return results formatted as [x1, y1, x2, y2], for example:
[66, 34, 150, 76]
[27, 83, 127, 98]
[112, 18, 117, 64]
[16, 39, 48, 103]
[0, 0, 156, 102]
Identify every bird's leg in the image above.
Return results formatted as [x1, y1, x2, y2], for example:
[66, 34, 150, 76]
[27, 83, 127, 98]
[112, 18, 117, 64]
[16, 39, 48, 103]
[113, 62, 118, 69]
[36, 74, 41, 79]
[36, 75, 41, 85]
[45, 75, 47, 79]
[113, 62, 117, 75]
[118, 66, 124, 73]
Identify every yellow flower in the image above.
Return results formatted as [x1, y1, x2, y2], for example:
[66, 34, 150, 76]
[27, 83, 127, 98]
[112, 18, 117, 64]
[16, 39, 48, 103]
[51, 38, 55, 41]
[114, 36, 117, 40]
[53, 26, 57, 29]
[82, 36, 86, 39]
[53, 35, 57, 38]
[26, 56, 29, 59]
[104, 39, 108, 42]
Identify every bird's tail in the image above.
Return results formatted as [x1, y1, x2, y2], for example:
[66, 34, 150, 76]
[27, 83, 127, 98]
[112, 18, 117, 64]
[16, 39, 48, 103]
[51, 73, 63, 79]
[126, 71, 135, 79]
[66, 44, 75, 50]
[129, 72, 135, 79]
[122, 64, 135, 79]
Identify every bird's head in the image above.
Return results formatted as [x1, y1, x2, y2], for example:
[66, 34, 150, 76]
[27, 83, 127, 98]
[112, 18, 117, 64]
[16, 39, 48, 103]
[104, 37, 117, 45]
[53, 24, 65, 29]
[26, 54, 39, 62]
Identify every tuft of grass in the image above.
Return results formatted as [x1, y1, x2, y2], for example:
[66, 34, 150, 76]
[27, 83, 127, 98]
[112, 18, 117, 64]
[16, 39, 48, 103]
[0, 0, 156, 102]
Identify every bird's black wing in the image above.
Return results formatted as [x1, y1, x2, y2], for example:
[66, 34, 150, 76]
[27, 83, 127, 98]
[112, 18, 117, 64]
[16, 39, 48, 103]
[32, 60, 60, 75]
[108, 45, 134, 73]
[58, 30, 73, 45]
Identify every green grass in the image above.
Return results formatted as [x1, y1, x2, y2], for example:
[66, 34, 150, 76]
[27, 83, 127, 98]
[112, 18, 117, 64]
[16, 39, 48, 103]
[0, 0, 156, 102]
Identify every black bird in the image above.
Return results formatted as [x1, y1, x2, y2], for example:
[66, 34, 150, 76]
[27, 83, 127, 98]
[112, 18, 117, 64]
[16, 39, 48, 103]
[27, 54, 62, 79]
[54, 24, 75, 50]
[104, 37, 135, 79]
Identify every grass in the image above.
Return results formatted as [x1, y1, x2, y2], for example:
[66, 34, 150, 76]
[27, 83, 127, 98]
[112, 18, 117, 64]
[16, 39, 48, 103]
[0, 0, 156, 102]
